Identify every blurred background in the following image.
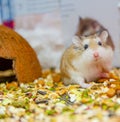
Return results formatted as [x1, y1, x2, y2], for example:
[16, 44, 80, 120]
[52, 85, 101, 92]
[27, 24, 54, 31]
[0, 0, 120, 68]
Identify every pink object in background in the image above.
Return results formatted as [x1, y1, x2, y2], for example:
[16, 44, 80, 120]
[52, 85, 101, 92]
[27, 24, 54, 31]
[3, 20, 14, 29]
[0, 0, 14, 29]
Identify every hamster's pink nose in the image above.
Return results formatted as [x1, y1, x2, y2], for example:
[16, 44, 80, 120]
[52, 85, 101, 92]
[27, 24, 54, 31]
[93, 52, 99, 58]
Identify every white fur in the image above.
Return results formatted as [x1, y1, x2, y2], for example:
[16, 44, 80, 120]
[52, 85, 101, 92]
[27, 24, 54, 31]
[64, 32, 113, 88]
[69, 43, 113, 88]
[96, 37, 101, 43]
[72, 36, 82, 47]
[82, 39, 90, 45]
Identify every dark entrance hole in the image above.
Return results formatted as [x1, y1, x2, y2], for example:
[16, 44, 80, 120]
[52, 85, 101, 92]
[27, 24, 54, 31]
[0, 57, 17, 82]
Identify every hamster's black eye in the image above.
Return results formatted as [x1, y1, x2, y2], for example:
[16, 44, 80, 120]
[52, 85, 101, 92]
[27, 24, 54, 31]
[84, 44, 89, 50]
[98, 41, 102, 46]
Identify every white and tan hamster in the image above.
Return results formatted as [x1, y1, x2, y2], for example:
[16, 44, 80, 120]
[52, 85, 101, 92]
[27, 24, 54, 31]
[75, 17, 115, 50]
[60, 31, 113, 88]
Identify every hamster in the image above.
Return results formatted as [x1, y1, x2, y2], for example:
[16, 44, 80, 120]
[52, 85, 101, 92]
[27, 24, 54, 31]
[75, 17, 115, 50]
[60, 31, 113, 88]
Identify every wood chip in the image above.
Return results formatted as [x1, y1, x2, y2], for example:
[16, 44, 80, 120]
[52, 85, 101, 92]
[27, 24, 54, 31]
[106, 88, 116, 97]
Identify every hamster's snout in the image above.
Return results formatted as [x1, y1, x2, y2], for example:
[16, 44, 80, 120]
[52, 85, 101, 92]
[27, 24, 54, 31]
[93, 52, 99, 58]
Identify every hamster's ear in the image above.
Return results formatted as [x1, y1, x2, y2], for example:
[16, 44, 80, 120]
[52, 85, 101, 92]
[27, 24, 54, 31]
[79, 17, 83, 21]
[100, 31, 108, 42]
[79, 17, 83, 24]
[72, 36, 82, 47]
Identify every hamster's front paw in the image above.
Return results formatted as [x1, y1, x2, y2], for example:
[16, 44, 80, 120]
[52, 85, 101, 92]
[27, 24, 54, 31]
[76, 78, 92, 88]
[80, 82, 92, 88]
[100, 72, 109, 78]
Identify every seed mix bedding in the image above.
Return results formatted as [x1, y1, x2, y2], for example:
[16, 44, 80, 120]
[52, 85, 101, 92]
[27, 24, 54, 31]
[0, 68, 120, 122]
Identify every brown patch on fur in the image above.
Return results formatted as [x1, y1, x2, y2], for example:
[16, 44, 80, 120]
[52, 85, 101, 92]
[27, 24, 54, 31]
[75, 17, 115, 50]
[60, 45, 82, 80]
